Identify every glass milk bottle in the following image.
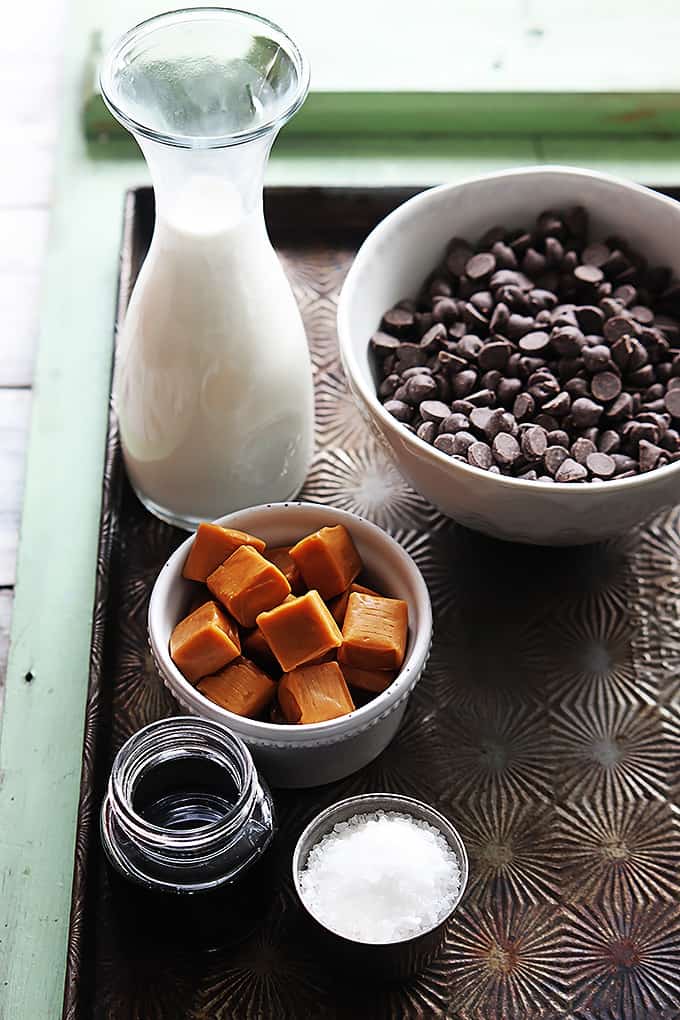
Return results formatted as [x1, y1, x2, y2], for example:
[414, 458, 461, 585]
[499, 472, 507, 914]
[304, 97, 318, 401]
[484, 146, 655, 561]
[100, 9, 314, 529]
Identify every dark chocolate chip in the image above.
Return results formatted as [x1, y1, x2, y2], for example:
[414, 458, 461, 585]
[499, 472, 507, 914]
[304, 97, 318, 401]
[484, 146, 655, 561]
[555, 457, 588, 482]
[586, 452, 616, 478]
[591, 371, 622, 403]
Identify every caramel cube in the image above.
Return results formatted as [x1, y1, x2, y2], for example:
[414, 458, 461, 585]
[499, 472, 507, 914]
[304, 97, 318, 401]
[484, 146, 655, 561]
[278, 661, 355, 724]
[183, 523, 266, 582]
[338, 592, 408, 670]
[289, 525, 362, 600]
[328, 582, 380, 626]
[256, 590, 342, 672]
[341, 663, 396, 694]
[207, 545, 291, 628]
[265, 546, 305, 595]
[198, 657, 276, 718]
[242, 626, 281, 677]
[170, 600, 241, 683]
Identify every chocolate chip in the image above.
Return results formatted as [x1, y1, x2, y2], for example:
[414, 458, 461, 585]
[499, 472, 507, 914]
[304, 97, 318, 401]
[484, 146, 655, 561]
[591, 371, 622, 403]
[521, 426, 548, 460]
[583, 242, 610, 267]
[478, 340, 513, 371]
[571, 397, 603, 427]
[544, 446, 570, 475]
[492, 432, 521, 466]
[371, 331, 401, 354]
[382, 307, 415, 337]
[405, 374, 438, 403]
[452, 370, 478, 398]
[571, 437, 597, 464]
[441, 412, 472, 434]
[576, 305, 605, 333]
[542, 392, 571, 418]
[555, 457, 588, 482]
[445, 239, 473, 276]
[452, 431, 476, 455]
[575, 264, 604, 285]
[467, 389, 496, 407]
[638, 439, 663, 472]
[605, 316, 639, 343]
[433, 433, 457, 455]
[465, 252, 496, 281]
[384, 400, 413, 422]
[497, 377, 523, 405]
[416, 421, 437, 444]
[586, 452, 616, 478]
[664, 388, 680, 418]
[551, 325, 584, 356]
[513, 392, 535, 421]
[582, 345, 611, 373]
[519, 330, 551, 353]
[467, 441, 493, 469]
[420, 400, 452, 423]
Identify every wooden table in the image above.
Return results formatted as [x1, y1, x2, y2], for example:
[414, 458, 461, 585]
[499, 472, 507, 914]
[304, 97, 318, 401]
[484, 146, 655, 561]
[0, 0, 67, 712]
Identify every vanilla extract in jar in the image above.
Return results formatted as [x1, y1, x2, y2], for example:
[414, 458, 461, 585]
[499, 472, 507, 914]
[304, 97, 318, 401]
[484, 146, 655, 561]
[100, 717, 277, 948]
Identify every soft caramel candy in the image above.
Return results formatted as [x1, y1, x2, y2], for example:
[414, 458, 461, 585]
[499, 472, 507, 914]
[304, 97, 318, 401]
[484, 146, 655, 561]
[328, 582, 380, 626]
[338, 592, 408, 670]
[198, 657, 276, 718]
[170, 600, 241, 683]
[340, 663, 396, 693]
[242, 626, 281, 677]
[265, 546, 305, 595]
[207, 545, 291, 628]
[278, 661, 355, 724]
[289, 525, 362, 600]
[256, 590, 342, 672]
[183, 523, 266, 582]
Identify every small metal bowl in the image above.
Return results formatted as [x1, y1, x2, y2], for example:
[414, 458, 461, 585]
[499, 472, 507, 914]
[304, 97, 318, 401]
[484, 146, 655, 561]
[292, 793, 469, 979]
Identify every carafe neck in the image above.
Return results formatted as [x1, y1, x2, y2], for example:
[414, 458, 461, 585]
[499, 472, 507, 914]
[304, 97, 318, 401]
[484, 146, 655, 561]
[138, 133, 272, 230]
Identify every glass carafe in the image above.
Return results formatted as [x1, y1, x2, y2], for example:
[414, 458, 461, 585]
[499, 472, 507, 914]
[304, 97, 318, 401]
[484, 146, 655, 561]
[100, 8, 314, 529]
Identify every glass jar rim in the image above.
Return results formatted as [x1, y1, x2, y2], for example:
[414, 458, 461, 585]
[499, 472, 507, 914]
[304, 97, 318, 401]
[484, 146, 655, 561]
[109, 716, 256, 853]
[99, 6, 311, 150]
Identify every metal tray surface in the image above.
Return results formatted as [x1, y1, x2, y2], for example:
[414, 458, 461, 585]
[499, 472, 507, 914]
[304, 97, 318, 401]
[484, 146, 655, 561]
[63, 186, 680, 1020]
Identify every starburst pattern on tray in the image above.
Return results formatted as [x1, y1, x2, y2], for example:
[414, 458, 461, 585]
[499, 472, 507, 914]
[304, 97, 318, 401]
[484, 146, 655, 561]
[452, 798, 561, 908]
[632, 507, 680, 705]
[441, 700, 553, 807]
[300, 446, 436, 532]
[334, 694, 448, 803]
[549, 693, 678, 802]
[556, 797, 680, 907]
[536, 594, 658, 708]
[446, 901, 569, 1018]
[188, 914, 330, 1020]
[314, 368, 371, 450]
[114, 631, 178, 741]
[561, 900, 680, 1016]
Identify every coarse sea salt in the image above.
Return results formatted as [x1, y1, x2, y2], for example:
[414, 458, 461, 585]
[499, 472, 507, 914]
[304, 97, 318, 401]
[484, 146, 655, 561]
[298, 810, 461, 944]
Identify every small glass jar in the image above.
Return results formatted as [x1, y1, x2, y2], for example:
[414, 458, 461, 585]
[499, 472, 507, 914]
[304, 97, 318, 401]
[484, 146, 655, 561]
[101, 717, 276, 945]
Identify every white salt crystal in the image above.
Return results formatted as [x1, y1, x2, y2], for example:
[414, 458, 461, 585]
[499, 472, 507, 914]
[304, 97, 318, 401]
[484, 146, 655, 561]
[298, 810, 461, 944]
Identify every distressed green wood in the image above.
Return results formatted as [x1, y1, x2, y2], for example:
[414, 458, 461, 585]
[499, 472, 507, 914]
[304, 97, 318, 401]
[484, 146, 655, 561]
[6, 1, 680, 1018]
[86, 88, 680, 143]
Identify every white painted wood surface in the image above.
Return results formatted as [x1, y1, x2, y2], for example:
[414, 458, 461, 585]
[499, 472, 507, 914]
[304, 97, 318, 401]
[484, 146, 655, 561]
[0, 0, 67, 705]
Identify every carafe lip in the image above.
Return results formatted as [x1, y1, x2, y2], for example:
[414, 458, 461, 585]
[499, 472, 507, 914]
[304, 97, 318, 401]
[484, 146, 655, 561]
[99, 6, 311, 150]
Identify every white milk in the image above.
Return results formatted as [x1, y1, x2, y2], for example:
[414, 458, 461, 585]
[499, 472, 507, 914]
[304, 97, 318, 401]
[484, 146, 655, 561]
[115, 175, 314, 525]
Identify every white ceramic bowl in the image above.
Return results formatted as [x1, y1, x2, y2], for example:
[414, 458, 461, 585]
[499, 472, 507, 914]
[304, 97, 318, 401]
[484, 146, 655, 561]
[148, 502, 432, 788]
[338, 165, 680, 545]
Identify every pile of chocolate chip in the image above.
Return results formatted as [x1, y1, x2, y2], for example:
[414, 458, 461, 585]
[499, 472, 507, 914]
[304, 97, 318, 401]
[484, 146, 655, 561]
[371, 206, 680, 482]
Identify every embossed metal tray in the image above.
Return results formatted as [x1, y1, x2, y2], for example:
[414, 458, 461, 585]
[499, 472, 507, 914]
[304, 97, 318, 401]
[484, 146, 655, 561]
[63, 185, 680, 1019]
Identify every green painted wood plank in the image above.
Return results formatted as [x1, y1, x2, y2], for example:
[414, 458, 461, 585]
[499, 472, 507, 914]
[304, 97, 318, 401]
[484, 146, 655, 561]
[0, 591, 11, 718]
[0, 390, 31, 587]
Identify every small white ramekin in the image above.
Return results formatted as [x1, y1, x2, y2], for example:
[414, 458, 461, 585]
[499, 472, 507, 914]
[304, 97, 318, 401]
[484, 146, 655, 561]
[148, 502, 432, 788]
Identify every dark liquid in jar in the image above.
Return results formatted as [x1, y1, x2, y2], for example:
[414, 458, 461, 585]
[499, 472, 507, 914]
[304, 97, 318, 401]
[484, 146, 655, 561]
[105, 756, 276, 953]
[132, 757, 237, 830]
